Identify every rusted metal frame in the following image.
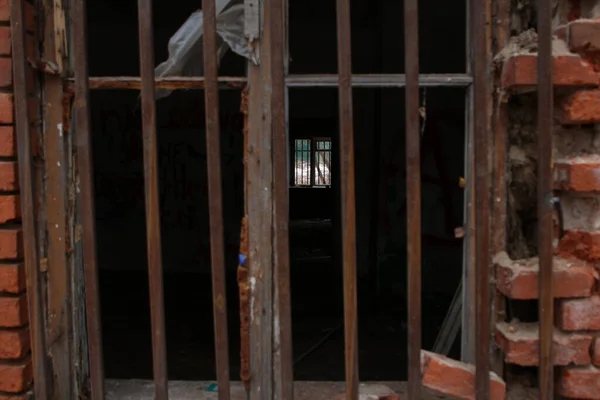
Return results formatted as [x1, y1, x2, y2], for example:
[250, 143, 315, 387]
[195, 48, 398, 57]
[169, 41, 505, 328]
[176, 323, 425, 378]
[286, 74, 472, 87]
[64, 76, 247, 91]
[491, 0, 510, 377]
[248, 1, 275, 398]
[335, 0, 359, 398]
[201, 0, 231, 398]
[461, 0, 475, 365]
[271, 0, 294, 396]
[403, 0, 421, 398]
[71, 0, 106, 397]
[137, 0, 169, 398]
[537, 0, 554, 397]
[42, 0, 73, 397]
[64, 74, 472, 91]
[11, 1, 50, 398]
[472, 0, 490, 395]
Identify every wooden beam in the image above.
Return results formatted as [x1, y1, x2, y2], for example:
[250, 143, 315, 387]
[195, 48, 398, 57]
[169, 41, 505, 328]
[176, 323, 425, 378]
[43, 0, 73, 398]
[247, 0, 274, 398]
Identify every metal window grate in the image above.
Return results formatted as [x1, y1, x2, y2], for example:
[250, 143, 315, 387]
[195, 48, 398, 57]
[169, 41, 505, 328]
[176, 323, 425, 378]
[8, 0, 555, 398]
[294, 139, 311, 186]
[293, 138, 331, 187]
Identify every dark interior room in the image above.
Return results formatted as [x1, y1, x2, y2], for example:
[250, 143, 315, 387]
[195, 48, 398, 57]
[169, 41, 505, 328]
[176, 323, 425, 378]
[84, 0, 467, 382]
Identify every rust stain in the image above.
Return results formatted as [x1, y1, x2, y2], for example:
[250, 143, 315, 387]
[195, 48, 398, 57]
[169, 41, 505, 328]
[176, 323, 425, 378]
[238, 215, 251, 390]
[238, 87, 251, 390]
[39, 257, 48, 272]
[62, 88, 73, 134]
[214, 294, 225, 313]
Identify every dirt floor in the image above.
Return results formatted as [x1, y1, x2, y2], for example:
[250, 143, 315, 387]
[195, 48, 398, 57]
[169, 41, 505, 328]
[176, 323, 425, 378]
[105, 380, 450, 399]
[100, 259, 458, 382]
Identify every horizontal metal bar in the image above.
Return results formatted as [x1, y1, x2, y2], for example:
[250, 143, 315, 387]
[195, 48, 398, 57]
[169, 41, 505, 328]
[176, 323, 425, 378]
[66, 74, 472, 91]
[286, 74, 473, 87]
[65, 76, 247, 91]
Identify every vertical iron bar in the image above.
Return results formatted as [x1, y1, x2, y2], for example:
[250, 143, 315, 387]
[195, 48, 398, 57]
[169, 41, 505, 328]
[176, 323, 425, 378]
[72, 0, 106, 397]
[537, 0, 554, 396]
[472, 0, 490, 395]
[335, 0, 359, 398]
[137, 1, 169, 398]
[201, 0, 231, 398]
[11, 1, 50, 398]
[310, 140, 316, 186]
[404, 0, 421, 398]
[271, 0, 294, 395]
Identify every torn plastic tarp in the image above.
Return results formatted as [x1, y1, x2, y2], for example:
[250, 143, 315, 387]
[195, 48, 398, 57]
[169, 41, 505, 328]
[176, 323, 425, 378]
[154, 0, 252, 99]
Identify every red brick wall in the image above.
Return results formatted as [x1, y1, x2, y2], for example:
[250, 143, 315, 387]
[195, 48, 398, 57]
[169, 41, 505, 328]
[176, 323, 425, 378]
[0, 1, 37, 398]
[497, 14, 600, 400]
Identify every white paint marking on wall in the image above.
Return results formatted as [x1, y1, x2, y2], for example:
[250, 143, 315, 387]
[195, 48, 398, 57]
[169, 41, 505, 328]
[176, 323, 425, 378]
[250, 276, 256, 322]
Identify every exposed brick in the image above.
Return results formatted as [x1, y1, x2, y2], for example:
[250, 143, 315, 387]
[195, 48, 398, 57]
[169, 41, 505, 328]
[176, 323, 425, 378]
[568, 18, 600, 53]
[558, 366, 600, 399]
[0, 196, 20, 224]
[0, 27, 10, 56]
[0, 229, 22, 260]
[0, 361, 31, 393]
[559, 90, 600, 124]
[0, 329, 29, 359]
[0, 295, 27, 328]
[555, 24, 567, 42]
[0, 264, 25, 294]
[495, 322, 593, 366]
[594, 337, 600, 366]
[0, 93, 13, 124]
[0, 0, 36, 33]
[334, 391, 401, 400]
[494, 252, 596, 299]
[0, 126, 15, 157]
[558, 294, 600, 331]
[0, 29, 39, 60]
[0, 57, 11, 89]
[557, 230, 600, 263]
[0, 395, 30, 400]
[420, 350, 506, 400]
[0, 162, 18, 192]
[554, 156, 600, 192]
[501, 55, 599, 90]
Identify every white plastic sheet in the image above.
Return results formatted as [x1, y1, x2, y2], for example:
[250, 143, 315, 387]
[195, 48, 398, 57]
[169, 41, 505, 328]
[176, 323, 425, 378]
[155, 0, 251, 99]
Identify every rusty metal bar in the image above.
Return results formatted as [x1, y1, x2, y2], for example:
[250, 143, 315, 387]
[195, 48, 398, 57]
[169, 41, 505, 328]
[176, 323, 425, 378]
[71, 0, 106, 398]
[404, 0, 421, 398]
[65, 74, 472, 91]
[137, 0, 169, 398]
[270, 0, 294, 396]
[335, 0, 359, 398]
[287, 74, 472, 87]
[537, 0, 554, 396]
[65, 76, 247, 91]
[472, 0, 490, 395]
[201, 0, 231, 398]
[11, 1, 50, 398]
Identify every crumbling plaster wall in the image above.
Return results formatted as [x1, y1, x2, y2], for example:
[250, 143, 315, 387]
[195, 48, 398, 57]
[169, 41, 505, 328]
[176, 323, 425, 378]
[497, 0, 600, 398]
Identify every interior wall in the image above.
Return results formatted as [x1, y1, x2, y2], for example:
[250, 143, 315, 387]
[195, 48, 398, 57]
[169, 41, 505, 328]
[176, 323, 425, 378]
[86, 0, 467, 300]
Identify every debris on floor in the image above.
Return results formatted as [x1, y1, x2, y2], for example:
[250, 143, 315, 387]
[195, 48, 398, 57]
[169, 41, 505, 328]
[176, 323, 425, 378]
[421, 350, 506, 400]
